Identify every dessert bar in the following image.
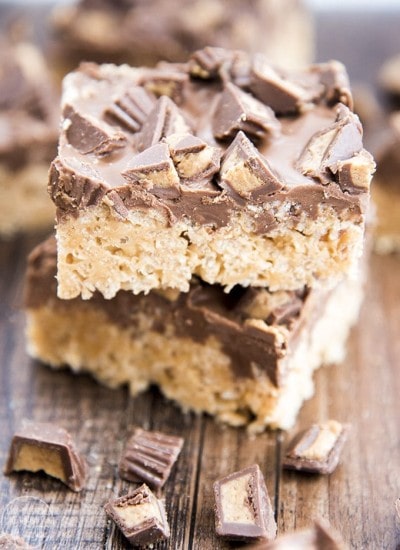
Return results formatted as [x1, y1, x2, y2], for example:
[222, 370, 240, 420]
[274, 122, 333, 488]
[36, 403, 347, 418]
[50, 49, 374, 299]
[25, 237, 364, 432]
[0, 40, 58, 237]
[52, 0, 313, 71]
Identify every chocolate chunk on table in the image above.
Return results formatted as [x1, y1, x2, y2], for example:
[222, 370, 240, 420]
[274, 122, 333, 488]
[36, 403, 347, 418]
[118, 428, 184, 491]
[104, 484, 170, 547]
[4, 420, 87, 492]
[283, 420, 350, 475]
[213, 464, 277, 541]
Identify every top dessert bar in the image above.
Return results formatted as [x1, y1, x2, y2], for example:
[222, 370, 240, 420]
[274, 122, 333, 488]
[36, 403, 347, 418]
[52, 0, 313, 70]
[50, 48, 374, 299]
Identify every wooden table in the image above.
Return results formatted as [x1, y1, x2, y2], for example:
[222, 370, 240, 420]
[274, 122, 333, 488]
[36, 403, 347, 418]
[1, 6, 400, 549]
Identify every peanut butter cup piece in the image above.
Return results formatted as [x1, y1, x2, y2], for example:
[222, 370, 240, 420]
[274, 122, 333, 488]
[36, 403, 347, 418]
[283, 420, 350, 475]
[104, 484, 170, 547]
[118, 428, 184, 491]
[4, 420, 87, 492]
[122, 142, 180, 199]
[104, 86, 155, 133]
[213, 464, 277, 542]
[212, 82, 280, 142]
[63, 104, 127, 156]
[136, 95, 190, 151]
[220, 131, 282, 199]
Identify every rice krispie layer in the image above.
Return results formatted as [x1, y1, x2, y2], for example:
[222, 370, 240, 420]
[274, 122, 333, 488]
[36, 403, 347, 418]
[50, 50, 374, 299]
[25, 237, 364, 432]
[0, 40, 58, 237]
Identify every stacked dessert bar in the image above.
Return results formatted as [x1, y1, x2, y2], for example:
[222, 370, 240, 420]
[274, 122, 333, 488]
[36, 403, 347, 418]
[25, 47, 374, 432]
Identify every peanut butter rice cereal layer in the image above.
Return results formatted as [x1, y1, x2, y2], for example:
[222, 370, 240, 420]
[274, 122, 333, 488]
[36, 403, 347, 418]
[49, 48, 374, 299]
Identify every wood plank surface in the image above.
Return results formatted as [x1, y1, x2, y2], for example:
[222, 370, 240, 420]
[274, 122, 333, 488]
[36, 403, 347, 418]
[1, 5, 400, 549]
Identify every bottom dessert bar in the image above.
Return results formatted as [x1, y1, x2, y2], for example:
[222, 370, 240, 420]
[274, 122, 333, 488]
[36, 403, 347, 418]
[24, 237, 364, 432]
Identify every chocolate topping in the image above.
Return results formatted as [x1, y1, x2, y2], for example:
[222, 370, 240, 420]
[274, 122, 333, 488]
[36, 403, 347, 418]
[51, 49, 374, 230]
[4, 420, 87, 492]
[212, 82, 280, 141]
[123, 142, 181, 199]
[189, 47, 234, 80]
[64, 104, 127, 155]
[135, 95, 191, 151]
[118, 428, 184, 490]
[296, 104, 364, 184]
[220, 131, 283, 199]
[166, 133, 221, 182]
[104, 86, 155, 133]
[317, 61, 354, 110]
[139, 68, 189, 104]
[249, 55, 315, 115]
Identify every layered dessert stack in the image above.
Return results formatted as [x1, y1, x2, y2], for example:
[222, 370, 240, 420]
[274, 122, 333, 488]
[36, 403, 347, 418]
[25, 47, 374, 432]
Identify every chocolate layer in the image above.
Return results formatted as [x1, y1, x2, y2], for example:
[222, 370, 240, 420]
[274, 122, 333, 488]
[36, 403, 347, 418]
[50, 49, 374, 231]
[4, 420, 87, 492]
[24, 236, 336, 388]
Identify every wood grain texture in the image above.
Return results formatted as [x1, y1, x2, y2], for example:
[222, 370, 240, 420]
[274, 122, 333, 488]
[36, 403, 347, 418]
[1, 5, 400, 549]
